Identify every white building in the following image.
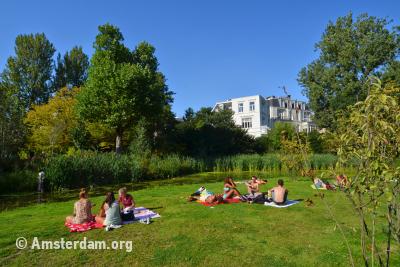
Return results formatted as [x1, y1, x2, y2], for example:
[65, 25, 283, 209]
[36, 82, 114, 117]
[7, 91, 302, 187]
[212, 94, 316, 137]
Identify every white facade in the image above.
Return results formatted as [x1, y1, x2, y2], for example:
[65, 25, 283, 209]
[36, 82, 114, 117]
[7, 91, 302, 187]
[213, 95, 316, 137]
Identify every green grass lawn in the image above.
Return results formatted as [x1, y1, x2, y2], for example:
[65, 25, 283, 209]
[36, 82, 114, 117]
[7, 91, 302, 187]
[0, 175, 398, 266]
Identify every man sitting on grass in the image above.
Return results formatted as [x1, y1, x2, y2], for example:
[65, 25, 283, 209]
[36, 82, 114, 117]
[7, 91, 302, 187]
[267, 179, 288, 205]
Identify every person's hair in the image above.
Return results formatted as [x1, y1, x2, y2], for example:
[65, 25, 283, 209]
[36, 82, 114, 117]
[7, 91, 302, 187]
[278, 179, 284, 186]
[224, 177, 232, 184]
[118, 187, 127, 196]
[251, 176, 257, 180]
[105, 192, 115, 207]
[79, 188, 88, 199]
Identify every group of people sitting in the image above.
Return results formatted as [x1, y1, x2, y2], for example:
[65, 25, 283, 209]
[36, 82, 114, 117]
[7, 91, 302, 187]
[65, 187, 144, 231]
[312, 174, 349, 190]
[188, 176, 289, 206]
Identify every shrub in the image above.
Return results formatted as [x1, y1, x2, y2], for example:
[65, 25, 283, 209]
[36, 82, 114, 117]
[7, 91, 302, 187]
[46, 152, 132, 189]
[0, 170, 37, 193]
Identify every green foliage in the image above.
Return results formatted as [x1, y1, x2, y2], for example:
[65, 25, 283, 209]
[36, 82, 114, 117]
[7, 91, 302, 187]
[299, 13, 400, 130]
[46, 152, 136, 189]
[173, 107, 256, 157]
[213, 153, 338, 173]
[76, 24, 173, 153]
[0, 170, 37, 193]
[336, 77, 400, 265]
[267, 122, 295, 151]
[279, 135, 311, 174]
[53, 46, 89, 89]
[308, 130, 325, 153]
[0, 81, 25, 170]
[45, 152, 202, 189]
[147, 155, 201, 179]
[1, 33, 56, 109]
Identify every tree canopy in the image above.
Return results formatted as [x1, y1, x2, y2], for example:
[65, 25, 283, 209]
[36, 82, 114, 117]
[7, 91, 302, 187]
[76, 24, 173, 153]
[298, 13, 400, 130]
[1, 33, 56, 109]
[53, 46, 89, 90]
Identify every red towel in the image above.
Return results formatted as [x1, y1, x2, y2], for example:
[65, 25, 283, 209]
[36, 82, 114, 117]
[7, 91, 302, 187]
[65, 216, 103, 232]
[198, 198, 241, 207]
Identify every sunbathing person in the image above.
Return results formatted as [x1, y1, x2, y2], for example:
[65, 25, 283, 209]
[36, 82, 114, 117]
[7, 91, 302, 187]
[336, 174, 348, 187]
[314, 177, 335, 190]
[65, 188, 94, 224]
[245, 176, 267, 194]
[95, 192, 122, 229]
[223, 177, 242, 200]
[267, 179, 288, 205]
[187, 187, 223, 204]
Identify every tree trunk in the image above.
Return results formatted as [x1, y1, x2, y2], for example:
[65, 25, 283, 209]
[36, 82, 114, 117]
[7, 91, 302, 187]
[116, 132, 122, 154]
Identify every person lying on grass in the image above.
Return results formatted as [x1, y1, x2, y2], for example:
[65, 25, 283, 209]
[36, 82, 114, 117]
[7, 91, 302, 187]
[65, 188, 94, 224]
[187, 187, 224, 204]
[96, 192, 122, 229]
[245, 176, 267, 194]
[267, 179, 288, 205]
[313, 177, 335, 190]
[223, 177, 242, 200]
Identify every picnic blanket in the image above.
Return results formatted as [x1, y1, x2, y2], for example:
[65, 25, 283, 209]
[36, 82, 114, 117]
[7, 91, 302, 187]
[65, 216, 103, 232]
[264, 200, 299, 208]
[311, 184, 327, 190]
[197, 197, 241, 207]
[122, 207, 161, 225]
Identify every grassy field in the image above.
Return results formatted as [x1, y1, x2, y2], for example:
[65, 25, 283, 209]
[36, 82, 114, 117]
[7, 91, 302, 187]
[0, 174, 398, 266]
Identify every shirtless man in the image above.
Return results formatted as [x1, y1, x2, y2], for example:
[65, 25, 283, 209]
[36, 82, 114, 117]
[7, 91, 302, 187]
[245, 176, 267, 194]
[268, 179, 288, 205]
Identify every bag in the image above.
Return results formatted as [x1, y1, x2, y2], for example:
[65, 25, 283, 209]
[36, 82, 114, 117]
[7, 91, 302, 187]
[121, 210, 135, 221]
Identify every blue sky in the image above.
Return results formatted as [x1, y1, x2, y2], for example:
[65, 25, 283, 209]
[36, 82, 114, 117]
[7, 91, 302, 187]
[0, 0, 399, 117]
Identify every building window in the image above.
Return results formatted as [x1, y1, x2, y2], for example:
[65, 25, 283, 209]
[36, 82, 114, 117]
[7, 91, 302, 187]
[292, 103, 295, 109]
[284, 102, 288, 108]
[241, 117, 252, 128]
[249, 101, 255, 111]
[238, 103, 243, 113]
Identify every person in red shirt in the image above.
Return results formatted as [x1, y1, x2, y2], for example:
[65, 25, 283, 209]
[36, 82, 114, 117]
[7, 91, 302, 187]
[118, 187, 135, 212]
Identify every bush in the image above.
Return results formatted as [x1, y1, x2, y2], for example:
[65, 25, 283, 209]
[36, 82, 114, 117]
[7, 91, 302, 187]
[0, 170, 37, 193]
[148, 155, 200, 179]
[46, 152, 132, 189]
[45, 152, 202, 189]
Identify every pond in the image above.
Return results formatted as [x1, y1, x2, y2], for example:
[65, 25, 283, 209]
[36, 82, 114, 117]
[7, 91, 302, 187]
[0, 171, 299, 212]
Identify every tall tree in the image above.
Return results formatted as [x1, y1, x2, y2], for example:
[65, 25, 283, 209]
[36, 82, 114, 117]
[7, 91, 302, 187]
[53, 46, 89, 90]
[0, 81, 25, 169]
[298, 13, 400, 130]
[2, 33, 55, 109]
[76, 24, 173, 153]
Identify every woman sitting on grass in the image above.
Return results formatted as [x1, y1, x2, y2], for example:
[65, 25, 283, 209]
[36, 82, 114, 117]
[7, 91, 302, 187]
[65, 188, 94, 224]
[119, 187, 135, 221]
[95, 192, 122, 229]
[223, 177, 241, 200]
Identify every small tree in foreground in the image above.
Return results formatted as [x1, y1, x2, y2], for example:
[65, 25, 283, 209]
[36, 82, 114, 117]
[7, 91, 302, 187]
[336, 77, 400, 266]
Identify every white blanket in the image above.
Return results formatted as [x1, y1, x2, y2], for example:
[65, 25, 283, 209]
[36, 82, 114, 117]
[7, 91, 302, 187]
[264, 200, 299, 208]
